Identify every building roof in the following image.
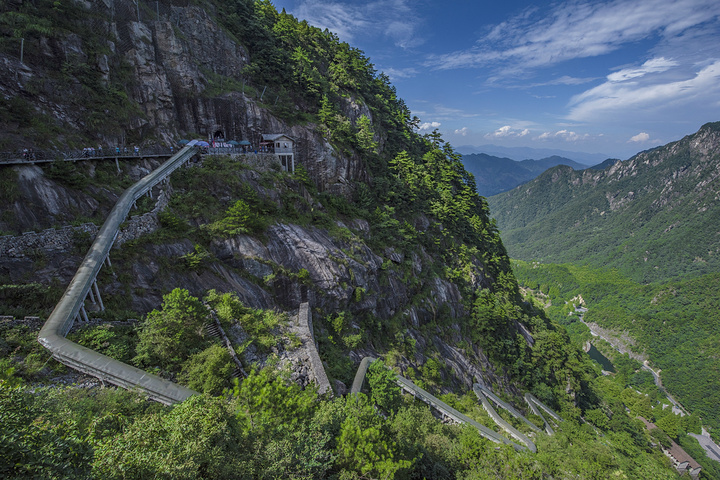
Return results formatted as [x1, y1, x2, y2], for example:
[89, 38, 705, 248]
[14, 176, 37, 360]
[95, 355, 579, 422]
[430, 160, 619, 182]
[638, 417, 702, 471]
[262, 134, 294, 142]
[668, 441, 702, 470]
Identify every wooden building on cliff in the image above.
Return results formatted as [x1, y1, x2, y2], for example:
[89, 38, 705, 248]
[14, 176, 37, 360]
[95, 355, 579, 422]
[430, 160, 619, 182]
[261, 134, 295, 173]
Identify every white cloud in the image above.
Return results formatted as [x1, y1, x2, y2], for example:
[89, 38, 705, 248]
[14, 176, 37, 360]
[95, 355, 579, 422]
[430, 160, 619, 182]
[454, 127, 469, 136]
[419, 121, 442, 131]
[529, 75, 597, 87]
[383, 67, 418, 80]
[486, 126, 530, 138]
[537, 130, 590, 142]
[607, 57, 678, 82]
[568, 60, 720, 121]
[629, 132, 651, 142]
[426, 0, 720, 73]
[290, 0, 423, 49]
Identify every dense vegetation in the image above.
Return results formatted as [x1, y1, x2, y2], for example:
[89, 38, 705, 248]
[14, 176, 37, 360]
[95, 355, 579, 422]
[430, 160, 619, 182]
[513, 260, 720, 442]
[0, 0, 709, 478]
[1, 360, 684, 480]
[488, 122, 720, 283]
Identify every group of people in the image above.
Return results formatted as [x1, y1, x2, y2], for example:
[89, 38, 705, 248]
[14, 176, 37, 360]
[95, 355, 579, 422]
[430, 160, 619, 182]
[81, 145, 141, 157]
[15, 144, 176, 162]
[21, 148, 36, 161]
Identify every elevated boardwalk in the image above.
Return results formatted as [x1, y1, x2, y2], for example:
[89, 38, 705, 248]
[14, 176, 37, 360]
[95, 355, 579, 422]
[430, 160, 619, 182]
[351, 357, 532, 451]
[473, 384, 537, 452]
[0, 148, 174, 166]
[38, 142, 200, 405]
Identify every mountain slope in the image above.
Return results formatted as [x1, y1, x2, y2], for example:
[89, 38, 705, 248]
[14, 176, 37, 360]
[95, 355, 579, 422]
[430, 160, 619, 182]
[462, 153, 587, 196]
[488, 122, 720, 283]
[456, 144, 609, 165]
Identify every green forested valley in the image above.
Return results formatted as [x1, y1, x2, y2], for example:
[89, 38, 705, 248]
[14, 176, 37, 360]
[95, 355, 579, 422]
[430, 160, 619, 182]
[512, 260, 720, 476]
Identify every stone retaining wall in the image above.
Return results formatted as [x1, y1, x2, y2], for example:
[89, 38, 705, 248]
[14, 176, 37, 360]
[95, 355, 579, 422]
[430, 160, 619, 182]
[0, 187, 172, 257]
[0, 224, 100, 258]
[296, 302, 332, 395]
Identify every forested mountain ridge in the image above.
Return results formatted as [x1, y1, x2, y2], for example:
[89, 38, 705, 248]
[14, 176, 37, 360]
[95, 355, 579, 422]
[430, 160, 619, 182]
[0, 0, 700, 478]
[461, 153, 589, 196]
[488, 121, 720, 283]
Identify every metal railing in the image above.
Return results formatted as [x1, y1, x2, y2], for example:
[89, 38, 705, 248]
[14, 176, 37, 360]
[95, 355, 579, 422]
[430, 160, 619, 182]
[524, 393, 563, 435]
[473, 384, 538, 452]
[0, 146, 176, 165]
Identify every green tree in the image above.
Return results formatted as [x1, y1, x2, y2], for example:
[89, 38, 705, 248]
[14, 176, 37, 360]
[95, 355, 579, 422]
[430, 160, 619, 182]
[0, 382, 92, 479]
[367, 359, 402, 413]
[356, 114, 378, 153]
[337, 393, 413, 479]
[233, 368, 317, 432]
[179, 344, 234, 395]
[655, 411, 680, 440]
[134, 289, 209, 370]
[92, 395, 245, 479]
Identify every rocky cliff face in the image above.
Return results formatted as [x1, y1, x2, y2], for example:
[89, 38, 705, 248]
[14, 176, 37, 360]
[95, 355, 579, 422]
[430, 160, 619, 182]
[1, 0, 363, 194]
[0, 157, 510, 394]
[0, 0, 522, 396]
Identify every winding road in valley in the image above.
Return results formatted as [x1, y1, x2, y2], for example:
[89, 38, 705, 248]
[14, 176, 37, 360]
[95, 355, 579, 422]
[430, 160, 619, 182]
[575, 306, 688, 414]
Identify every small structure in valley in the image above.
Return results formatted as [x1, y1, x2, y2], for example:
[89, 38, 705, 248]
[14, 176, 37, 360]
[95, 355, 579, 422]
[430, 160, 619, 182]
[261, 134, 295, 172]
[639, 417, 702, 479]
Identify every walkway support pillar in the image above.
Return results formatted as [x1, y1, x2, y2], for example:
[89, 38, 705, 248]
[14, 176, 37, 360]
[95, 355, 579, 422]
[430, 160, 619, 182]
[80, 304, 89, 322]
[93, 280, 105, 311]
[88, 286, 96, 304]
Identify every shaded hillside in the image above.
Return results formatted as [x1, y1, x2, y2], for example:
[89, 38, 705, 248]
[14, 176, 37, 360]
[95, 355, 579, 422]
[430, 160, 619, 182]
[461, 153, 587, 196]
[488, 122, 720, 283]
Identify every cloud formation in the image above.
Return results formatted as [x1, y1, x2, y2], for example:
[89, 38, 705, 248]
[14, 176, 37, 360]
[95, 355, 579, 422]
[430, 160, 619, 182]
[537, 130, 590, 142]
[629, 132, 650, 142]
[454, 127, 469, 136]
[291, 0, 423, 48]
[607, 57, 678, 82]
[419, 121, 442, 131]
[383, 67, 419, 81]
[426, 0, 720, 74]
[568, 60, 720, 121]
[486, 126, 530, 138]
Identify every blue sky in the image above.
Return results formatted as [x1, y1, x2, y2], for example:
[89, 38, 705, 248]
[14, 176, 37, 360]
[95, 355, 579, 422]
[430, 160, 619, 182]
[271, 0, 720, 159]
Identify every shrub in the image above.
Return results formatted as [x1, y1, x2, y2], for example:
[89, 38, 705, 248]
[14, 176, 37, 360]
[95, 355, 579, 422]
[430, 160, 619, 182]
[133, 288, 209, 370]
[367, 359, 402, 413]
[179, 344, 233, 395]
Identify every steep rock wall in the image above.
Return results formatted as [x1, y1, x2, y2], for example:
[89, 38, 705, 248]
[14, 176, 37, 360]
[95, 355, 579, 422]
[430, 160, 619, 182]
[1, 0, 365, 194]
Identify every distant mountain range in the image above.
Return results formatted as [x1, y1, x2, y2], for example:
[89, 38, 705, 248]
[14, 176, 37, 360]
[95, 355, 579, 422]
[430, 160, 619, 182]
[487, 122, 720, 283]
[456, 144, 612, 166]
[461, 153, 591, 197]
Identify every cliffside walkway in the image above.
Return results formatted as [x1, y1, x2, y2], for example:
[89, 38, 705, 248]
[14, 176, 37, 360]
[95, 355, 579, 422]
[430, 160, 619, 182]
[0, 147, 175, 166]
[350, 357, 555, 451]
[473, 384, 538, 452]
[33, 141, 564, 452]
[524, 393, 563, 435]
[37, 142, 200, 405]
